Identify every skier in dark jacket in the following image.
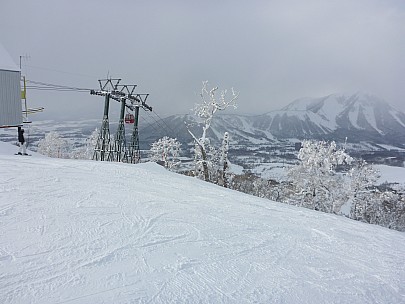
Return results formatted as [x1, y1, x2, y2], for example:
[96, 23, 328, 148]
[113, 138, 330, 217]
[17, 127, 27, 155]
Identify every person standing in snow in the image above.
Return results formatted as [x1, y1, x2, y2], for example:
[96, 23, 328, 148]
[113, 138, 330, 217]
[17, 126, 27, 155]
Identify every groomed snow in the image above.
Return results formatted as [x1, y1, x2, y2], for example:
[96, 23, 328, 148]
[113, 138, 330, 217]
[0, 141, 404, 303]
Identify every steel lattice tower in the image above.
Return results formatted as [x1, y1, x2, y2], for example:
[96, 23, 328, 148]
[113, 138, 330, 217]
[91, 79, 152, 164]
[127, 94, 151, 163]
[113, 99, 129, 162]
[128, 106, 140, 163]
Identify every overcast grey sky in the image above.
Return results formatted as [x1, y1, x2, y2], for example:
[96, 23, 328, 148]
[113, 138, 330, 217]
[1, 0, 404, 120]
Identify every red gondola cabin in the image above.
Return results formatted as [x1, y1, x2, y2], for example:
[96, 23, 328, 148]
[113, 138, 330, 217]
[125, 113, 135, 124]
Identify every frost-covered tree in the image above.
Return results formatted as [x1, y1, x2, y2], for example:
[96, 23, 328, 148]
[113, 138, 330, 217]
[230, 173, 282, 200]
[150, 136, 182, 170]
[347, 160, 379, 216]
[376, 192, 405, 231]
[86, 128, 100, 159]
[352, 190, 405, 231]
[218, 132, 230, 187]
[349, 160, 379, 197]
[37, 131, 69, 158]
[186, 81, 238, 181]
[286, 140, 353, 214]
[192, 138, 220, 181]
[70, 128, 99, 160]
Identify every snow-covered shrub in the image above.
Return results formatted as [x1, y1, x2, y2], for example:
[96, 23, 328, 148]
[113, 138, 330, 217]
[230, 173, 281, 200]
[345, 160, 380, 215]
[70, 128, 99, 160]
[351, 189, 405, 231]
[37, 131, 69, 158]
[286, 140, 353, 214]
[86, 128, 100, 159]
[281, 139, 405, 231]
[150, 136, 182, 170]
[349, 160, 379, 197]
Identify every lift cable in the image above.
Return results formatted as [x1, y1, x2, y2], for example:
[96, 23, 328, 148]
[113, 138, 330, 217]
[138, 115, 162, 139]
[144, 111, 172, 135]
[152, 111, 181, 137]
[25, 80, 92, 92]
[25, 78, 188, 141]
[144, 111, 185, 143]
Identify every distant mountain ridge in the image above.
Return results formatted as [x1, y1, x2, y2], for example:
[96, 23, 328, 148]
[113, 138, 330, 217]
[281, 92, 405, 133]
[140, 92, 405, 148]
[251, 93, 405, 143]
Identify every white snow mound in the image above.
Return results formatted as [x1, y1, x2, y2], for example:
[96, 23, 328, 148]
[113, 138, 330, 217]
[0, 142, 404, 303]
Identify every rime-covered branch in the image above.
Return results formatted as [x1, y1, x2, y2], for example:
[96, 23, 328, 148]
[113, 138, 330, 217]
[186, 81, 239, 181]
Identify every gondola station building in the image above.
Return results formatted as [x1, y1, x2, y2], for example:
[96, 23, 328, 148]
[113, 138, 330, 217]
[0, 43, 22, 128]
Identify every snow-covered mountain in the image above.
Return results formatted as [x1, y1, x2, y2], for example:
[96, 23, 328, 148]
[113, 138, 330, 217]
[1, 141, 404, 303]
[277, 92, 405, 142]
[141, 93, 405, 148]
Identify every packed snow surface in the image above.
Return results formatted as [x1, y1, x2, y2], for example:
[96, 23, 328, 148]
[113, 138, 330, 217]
[0, 142, 404, 303]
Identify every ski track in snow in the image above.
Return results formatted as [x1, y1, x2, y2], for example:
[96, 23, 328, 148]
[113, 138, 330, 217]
[0, 148, 405, 303]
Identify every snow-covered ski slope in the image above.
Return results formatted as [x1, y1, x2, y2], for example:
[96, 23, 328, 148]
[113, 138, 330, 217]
[0, 142, 404, 304]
